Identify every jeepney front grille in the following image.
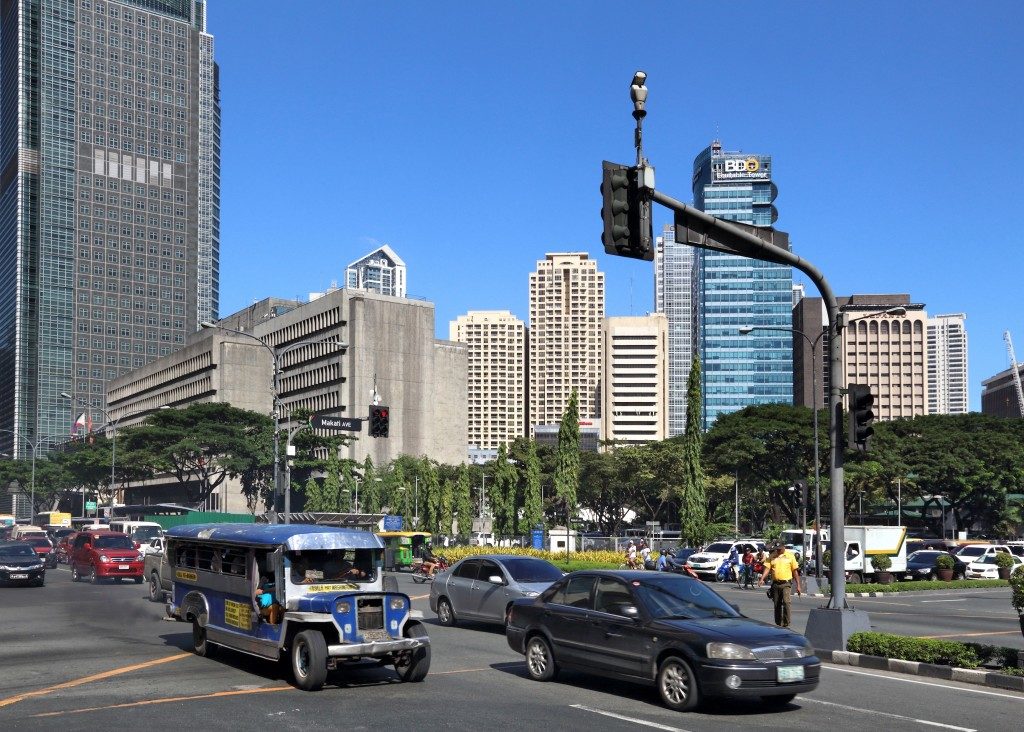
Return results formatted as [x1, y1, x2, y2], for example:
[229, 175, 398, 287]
[357, 597, 384, 632]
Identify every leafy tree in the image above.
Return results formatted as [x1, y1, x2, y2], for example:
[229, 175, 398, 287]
[419, 458, 441, 534]
[578, 450, 631, 534]
[302, 475, 326, 511]
[321, 452, 342, 511]
[455, 465, 474, 538]
[358, 457, 380, 513]
[678, 355, 709, 546]
[553, 389, 581, 514]
[437, 475, 455, 538]
[520, 438, 544, 530]
[491, 443, 518, 537]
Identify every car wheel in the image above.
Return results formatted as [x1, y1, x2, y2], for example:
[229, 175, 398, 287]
[71, 564, 80, 582]
[394, 621, 430, 682]
[436, 597, 456, 627]
[525, 635, 558, 682]
[761, 693, 796, 708]
[656, 655, 700, 712]
[88, 566, 99, 584]
[149, 573, 162, 602]
[34, 576, 45, 587]
[192, 620, 216, 658]
[291, 630, 328, 691]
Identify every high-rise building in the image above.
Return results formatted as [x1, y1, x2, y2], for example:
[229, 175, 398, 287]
[450, 310, 527, 457]
[345, 244, 406, 298]
[528, 252, 604, 433]
[654, 224, 696, 436]
[601, 314, 668, 447]
[0, 1, 220, 468]
[926, 314, 968, 415]
[692, 140, 793, 428]
[981, 364, 1024, 418]
[792, 295, 828, 410]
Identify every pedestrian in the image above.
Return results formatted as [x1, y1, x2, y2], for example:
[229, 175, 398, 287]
[626, 540, 638, 569]
[639, 540, 652, 565]
[757, 544, 802, 628]
[656, 549, 669, 572]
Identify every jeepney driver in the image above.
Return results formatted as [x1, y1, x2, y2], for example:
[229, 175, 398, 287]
[323, 550, 366, 580]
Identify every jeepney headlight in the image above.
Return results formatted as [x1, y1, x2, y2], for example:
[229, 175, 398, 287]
[335, 600, 351, 614]
[706, 642, 756, 660]
[99, 554, 110, 563]
[389, 597, 406, 610]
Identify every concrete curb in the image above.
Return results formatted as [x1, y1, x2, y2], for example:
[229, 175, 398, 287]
[810, 587, 1011, 599]
[821, 650, 1024, 692]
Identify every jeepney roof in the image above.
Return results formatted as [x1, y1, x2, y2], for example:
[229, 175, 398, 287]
[166, 523, 384, 550]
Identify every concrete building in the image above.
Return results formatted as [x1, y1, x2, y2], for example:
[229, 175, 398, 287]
[792, 296, 828, 410]
[533, 422, 601, 453]
[981, 365, 1024, 418]
[926, 314, 968, 415]
[601, 315, 668, 447]
[528, 252, 604, 434]
[345, 244, 406, 298]
[654, 224, 696, 437]
[106, 289, 466, 511]
[449, 310, 527, 456]
[692, 140, 793, 428]
[0, 1, 221, 474]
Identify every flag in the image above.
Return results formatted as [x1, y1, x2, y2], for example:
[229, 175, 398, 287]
[72, 413, 86, 435]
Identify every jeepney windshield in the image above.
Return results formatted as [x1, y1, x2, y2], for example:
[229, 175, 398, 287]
[287, 549, 376, 585]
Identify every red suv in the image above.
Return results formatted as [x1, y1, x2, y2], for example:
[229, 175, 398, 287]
[69, 530, 144, 584]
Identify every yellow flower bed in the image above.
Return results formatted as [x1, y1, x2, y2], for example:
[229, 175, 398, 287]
[439, 545, 626, 566]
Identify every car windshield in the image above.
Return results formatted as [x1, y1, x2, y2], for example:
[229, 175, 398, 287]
[94, 535, 135, 550]
[26, 538, 51, 548]
[288, 549, 377, 584]
[634, 576, 740, 620]
[131, 526, 161, 542]
[501, 557, 563, 583]
[0, 544, 36, 557]
[908, 551, 941, 561]
[703, 542, 734, 554]
[956, 547, 986, 559]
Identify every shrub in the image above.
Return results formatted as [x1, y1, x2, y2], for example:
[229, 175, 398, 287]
[847, 632, 981, 669]
[994, 552, 1016, 569]
[872, 554, 893, 571]
[845, 579, 1008, 592]
[1010, 564, 1024, 615]
[934, 553, 955, 570]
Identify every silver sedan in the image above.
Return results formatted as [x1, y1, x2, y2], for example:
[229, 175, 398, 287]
[429, 554, 563, 627]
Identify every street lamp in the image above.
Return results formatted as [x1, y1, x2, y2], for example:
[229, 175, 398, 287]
[0, 429, 37, 521]
[200, 322, 347, 524]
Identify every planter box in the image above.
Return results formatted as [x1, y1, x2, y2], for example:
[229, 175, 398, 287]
[875, 572, 893, 585]
[936, 568, 954, 581]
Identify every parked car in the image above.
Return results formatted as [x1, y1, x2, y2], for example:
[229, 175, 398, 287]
[952, 544, 1012, 580]
[686, 540, 765, 579]
[430, 554, 564, 627]
[506, 570, 818, 711]
[69, 530, 144, 584]
[144, 538, 173, 602]
[24, 536, 57, 568]
[964, 554, 1023, 580]
[0, 541, 47, 586]
[902, 550, 947, 581]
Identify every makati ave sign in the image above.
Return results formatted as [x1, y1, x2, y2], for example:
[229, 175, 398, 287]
[311, 414, 362, 432]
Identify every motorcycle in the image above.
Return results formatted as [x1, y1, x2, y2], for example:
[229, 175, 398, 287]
[715, 556, 741, 584]
[411, 555, 449, 584]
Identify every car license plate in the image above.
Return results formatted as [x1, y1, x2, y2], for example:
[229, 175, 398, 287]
[777, 665, 805, 683]
[119, 564, 130, 570]
[10, 573, 27, 579]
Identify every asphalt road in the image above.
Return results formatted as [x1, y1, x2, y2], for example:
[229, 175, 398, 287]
[0, 566, 1021, 731]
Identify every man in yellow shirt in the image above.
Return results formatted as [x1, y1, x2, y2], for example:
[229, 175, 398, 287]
[757, 544, 802, 628]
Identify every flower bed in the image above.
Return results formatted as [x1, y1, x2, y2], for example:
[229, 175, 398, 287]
[439, 545, 624, 568]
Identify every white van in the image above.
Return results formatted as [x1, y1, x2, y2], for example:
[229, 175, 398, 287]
[9, 525, 49, 541]
[109, 521, 164, 548]
[686, 539, 765, 578]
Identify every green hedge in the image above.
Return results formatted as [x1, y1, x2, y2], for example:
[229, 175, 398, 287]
[847, 632, 1023, 675]
[844, 579, 1009, 593]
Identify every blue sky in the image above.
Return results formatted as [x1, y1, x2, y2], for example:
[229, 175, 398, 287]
[209, 2, 1022, 411]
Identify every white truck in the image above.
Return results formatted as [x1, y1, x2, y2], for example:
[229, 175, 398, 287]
[823, 525, 908, 584]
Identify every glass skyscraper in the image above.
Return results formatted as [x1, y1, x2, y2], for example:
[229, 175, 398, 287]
[692, 140, 793, 428]
[654, 224, 695, 437]
[0, 1, 220, 476]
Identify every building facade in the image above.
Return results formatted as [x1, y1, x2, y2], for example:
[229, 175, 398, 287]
[0, 0, 220, 468]
[792, 295, 828, 410]
[345, 244, 406, 298]
[692, 140, 793, 428]
[449, 310, 527, 455]
[654, 224, 696, 437]
[926, 313, 968, 415]
[528, 252, 604, 434]
[981, 365, 1024, 418]
[601, 314, 667, 447]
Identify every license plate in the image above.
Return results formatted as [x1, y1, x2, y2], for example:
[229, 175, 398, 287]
[777, 665, 805, 683]
[10, 573, 27, 579]
[119, 564, 130, 570]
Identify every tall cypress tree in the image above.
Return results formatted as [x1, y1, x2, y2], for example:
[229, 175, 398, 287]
[455, 465, 474, 538]
[521, 439, 544, 530]
[492, 443, 518, 537]
[554, 389, 581, 518]
[679, 354, 709, 546]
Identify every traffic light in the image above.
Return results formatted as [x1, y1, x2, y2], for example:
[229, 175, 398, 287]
[847, 384, 875, 452]
[369, 405, 390, 438]
[601, 161, 653, 261]
[789, 480, 808, 507]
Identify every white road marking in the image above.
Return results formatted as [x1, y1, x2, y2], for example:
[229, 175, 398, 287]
[800, 697, 975, 730]
[920, 599, 968, 603]
[570, 704, 690, 731]
[823, 665, 1024, 700]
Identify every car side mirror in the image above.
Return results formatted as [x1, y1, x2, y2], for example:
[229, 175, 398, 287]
[487, 574, 505, 585]
[609, 603, 640, 619]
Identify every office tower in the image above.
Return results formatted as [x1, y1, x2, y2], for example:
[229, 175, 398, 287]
[528, 252, 604, 434]
[792, 295, 828, 410]
[841, 295, 927, 421]
[601, 314, 668, 447]
[926, 314, 968, 415]
[0, 1, 220, 471]
[345, 244, 406, 298]
[692, 140, 793, 428]
[654, 224, 696, 437]
[450, 310, 527, 457]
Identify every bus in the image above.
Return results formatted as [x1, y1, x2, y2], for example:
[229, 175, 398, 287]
[166, 523, 430, 691]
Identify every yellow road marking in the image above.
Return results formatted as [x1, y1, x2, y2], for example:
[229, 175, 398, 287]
[922, 630, 1022, 639]
[432, 667, 489, 674]
[409, 593, 429, 600]
[31, 685, 293, 719]
[0, 652, 190, 709]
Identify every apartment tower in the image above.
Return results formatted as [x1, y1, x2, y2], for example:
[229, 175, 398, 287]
[450, 310, 527, 457]
[528, 252, 604, 433]
[601, 314, 668, 447]
[345, 244, 406, 298]
[926, 313, 968, 415]
[0, 0, 220, 470]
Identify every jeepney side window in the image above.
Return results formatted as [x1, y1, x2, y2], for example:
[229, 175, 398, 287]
[222, 548, 247, 577]
[176, 543, 196, 568]
[196, 545, 216, 572]
[289, 549, 376, 584]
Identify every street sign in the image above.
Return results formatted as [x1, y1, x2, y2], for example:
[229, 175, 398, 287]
[382, 515, 403, 531]
[311, 414, 362, 432]
[85, 501, 97, 510]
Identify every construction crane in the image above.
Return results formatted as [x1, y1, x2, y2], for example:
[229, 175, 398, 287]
[1003, 331, 1024, 417]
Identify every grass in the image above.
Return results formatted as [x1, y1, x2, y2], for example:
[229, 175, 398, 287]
[843, 579, 1009, 593]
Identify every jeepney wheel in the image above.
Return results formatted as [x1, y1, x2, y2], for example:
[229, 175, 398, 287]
[394, 621, 430, 682]
[192, 620, 216, 658]
[291, 630, 328, 691]
[149, 573, 161, 602]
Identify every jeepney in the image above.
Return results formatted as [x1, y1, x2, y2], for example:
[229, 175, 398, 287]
[166, 523, 430, 691]
[377, 531, 432, 571]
